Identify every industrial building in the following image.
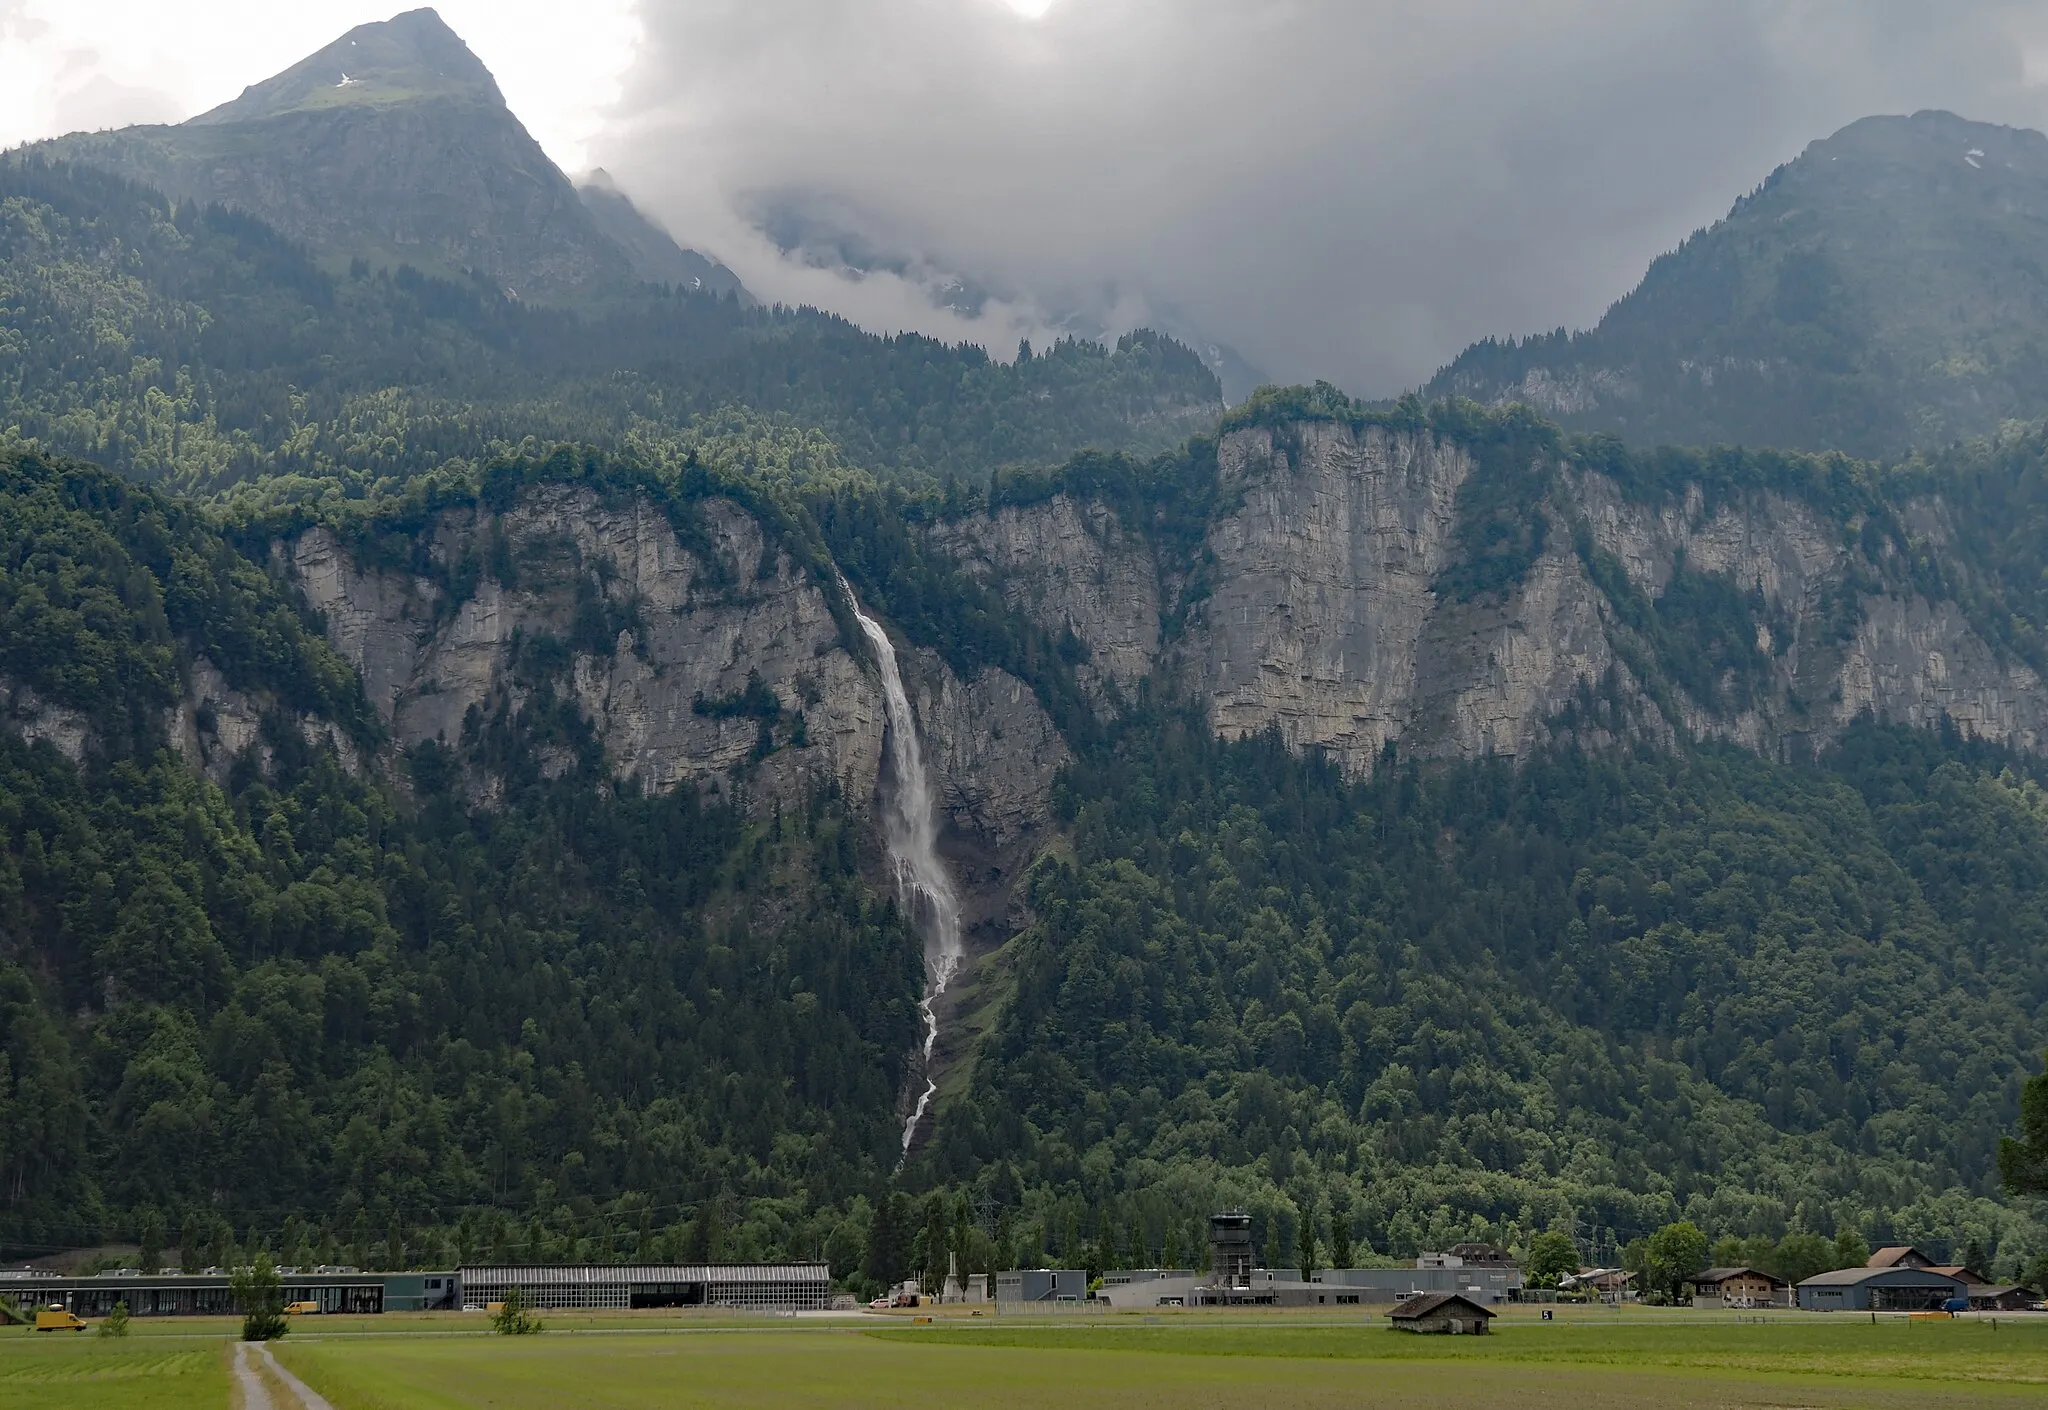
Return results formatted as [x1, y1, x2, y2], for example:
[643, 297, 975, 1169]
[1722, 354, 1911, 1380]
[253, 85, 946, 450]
[1094, 1215, 1523, 1310]
[994, 1268, 1088, 1303]
[1795, 1265, 1967, 1311]
[457, 1264, 830, 1311]
[0, 1269, 456, 1317]
[1, 1263, 830, 1317]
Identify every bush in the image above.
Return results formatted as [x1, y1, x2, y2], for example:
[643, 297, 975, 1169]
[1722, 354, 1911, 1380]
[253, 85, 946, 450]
[95, 1301, 130, 1337]
[231, 1256, 288, 1342]
[491, 1286, 544, 1335]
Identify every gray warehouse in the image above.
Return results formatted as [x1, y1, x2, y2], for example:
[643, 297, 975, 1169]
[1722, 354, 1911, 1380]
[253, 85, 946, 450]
[458, 1263, 830, 1312]
[1795, 1265, 1966, 1311]
[995, 1269, 1089, 1303]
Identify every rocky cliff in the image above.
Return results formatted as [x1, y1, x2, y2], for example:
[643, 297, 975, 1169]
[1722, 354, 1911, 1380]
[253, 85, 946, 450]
[278, 484, 1068, 902]
[928, 418, 2048, 773]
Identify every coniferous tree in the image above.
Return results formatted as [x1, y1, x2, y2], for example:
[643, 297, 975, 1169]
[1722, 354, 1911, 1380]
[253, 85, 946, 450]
[137, 1211, 164, 1276]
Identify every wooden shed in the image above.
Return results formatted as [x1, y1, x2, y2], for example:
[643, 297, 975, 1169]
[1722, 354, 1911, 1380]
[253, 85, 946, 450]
[1388, 1292, 1496, 1334]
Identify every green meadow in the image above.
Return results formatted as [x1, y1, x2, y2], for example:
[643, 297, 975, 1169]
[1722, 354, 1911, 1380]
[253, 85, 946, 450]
[271, 1313, 2046, 1410]
[5, 1311, 2046, 1408]
[0, 1337, 228, 1410]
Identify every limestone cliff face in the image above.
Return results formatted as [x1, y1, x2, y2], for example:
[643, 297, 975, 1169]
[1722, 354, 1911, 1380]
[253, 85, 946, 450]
[932, 496, 1160, 702]
[931, 419, 2048, 772]
[1196, 424, 1474, 764]
[281, 485, 1066, 848]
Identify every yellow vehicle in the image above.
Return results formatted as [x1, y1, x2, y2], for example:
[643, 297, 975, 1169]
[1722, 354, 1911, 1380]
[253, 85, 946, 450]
[35, 1306, 87, 1332]
[283, 1301, 321, 1316]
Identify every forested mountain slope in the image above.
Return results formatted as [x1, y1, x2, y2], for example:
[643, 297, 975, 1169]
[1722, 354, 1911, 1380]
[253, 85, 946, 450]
[3, 25, 2048, 1286]
[25, 8, 739, 304]
[0, 158, 1220, 499]
[0, 446, 926, 1260]
[5, 390, 2048, 1279]
[1430, 111, 2048, 459]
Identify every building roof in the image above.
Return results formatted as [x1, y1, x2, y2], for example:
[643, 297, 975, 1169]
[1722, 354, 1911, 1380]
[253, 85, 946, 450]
[1797, 1265, 1965, 1288]
[1389, 1292, 1497, 1320]
[1445, 1242, 1515, 1264]
[1691, 1267, 1787, 1288]
[1929, 1265, 1988, 1284]
[1866, 1246, 1933, 1269]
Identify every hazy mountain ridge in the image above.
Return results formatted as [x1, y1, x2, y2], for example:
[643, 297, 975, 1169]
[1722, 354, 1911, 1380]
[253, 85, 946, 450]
[1431, 110, 2048, 458]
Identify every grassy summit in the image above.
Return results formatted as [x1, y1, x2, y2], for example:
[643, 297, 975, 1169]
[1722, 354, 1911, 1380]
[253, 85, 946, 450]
[186, 7, 504, 123]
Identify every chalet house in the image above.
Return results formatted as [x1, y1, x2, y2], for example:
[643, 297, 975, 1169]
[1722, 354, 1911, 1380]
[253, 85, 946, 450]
[1688, 1267, 1790, 1308]
[1966, 1284, 2040, 1312]
[1865, 1246, 1935, 1270]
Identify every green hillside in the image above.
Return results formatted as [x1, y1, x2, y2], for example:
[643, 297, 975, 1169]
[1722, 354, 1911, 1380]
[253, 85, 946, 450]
[1431, 111, 2048, 458]
[0, 415, 2046, 1282]
[0, 158, 1220, 500]
[0, 446, 923, 1262]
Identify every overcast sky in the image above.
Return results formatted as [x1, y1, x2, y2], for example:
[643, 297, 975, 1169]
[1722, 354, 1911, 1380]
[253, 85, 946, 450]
[8, 1, 2048, 392]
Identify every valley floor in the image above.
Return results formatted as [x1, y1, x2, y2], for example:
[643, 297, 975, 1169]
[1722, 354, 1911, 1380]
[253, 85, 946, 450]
[4, 1307, 2044, 1409]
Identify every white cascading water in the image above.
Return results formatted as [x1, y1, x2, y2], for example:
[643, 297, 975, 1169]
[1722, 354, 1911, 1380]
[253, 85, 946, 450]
[844, 583, 963, 1155]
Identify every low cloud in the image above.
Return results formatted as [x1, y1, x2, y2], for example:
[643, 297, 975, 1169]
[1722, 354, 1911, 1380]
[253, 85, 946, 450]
[601, 0, 2048, 393]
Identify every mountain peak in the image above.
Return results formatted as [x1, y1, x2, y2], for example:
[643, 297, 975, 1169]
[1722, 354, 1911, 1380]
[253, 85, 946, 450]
[188, 7, 502, 126]
[1426, 107, 2048, 457]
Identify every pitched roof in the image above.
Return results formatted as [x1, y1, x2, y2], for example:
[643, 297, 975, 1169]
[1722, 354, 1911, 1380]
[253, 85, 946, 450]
[1691, 1266, 1787, 1287]
[1389, 1292, 1497, 1320]
[1929, 1265, 1988, 1284]
[1866, 1246, 1932, 1268]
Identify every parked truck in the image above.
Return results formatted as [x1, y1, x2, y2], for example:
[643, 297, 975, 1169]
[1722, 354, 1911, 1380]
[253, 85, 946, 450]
[35, 1306, 87, 1332]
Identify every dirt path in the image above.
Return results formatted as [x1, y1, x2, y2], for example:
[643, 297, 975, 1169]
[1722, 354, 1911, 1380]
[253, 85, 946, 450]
[230, 1342, 276, 1410]
[231, 1340, 336, 1410]
[254, 1342, 336, 1410]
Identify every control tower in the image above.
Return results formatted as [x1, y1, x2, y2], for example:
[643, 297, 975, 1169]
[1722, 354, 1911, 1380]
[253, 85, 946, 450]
[1208, 1212, 1253, 1288]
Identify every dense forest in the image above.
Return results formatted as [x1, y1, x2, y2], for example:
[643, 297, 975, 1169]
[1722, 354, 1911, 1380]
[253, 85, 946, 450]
[0, 449, 922, 1267]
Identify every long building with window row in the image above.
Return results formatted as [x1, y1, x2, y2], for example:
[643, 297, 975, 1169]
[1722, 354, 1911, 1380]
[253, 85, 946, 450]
[2, 1263, 830, 1317]
[457, 1264, 831, 1312]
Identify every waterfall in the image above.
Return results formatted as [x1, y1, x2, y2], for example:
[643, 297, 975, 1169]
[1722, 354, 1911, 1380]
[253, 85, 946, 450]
[843, 582, 962, 1155]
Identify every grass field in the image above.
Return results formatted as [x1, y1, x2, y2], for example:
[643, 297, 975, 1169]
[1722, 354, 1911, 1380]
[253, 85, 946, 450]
[6, 1308, 2046, 1408]
[265, 1312, 2048, 1410]
[0, 1336, 227, 1410]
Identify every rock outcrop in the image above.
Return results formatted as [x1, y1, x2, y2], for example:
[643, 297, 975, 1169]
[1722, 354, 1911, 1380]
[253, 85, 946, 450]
[932, 497, 1161, 703]
[280, 485, 1068, 857]
[929, 419, 2048, 773]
